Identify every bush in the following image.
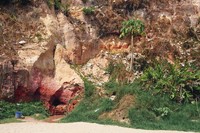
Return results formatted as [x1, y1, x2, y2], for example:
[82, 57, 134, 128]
[82, 7, 95, 15]
[140, 61, 200, 103]
[47, 0, 69, 15]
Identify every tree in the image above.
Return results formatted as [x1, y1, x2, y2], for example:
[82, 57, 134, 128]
[120, 19, 145, 71]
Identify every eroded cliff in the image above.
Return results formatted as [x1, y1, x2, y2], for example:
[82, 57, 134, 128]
[0, 0, 199, 115]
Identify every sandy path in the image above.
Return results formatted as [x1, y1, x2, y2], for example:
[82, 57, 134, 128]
[0, 122, 196, 133]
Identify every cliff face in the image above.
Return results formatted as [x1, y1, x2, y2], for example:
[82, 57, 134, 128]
[0, 0, 199, 114]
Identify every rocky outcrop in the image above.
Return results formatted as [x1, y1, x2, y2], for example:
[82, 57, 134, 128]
[30, 44, 84, 115]
[0, 1, 86, 114]
[80, 52, 110, 86]
[0, 57, 30, 102]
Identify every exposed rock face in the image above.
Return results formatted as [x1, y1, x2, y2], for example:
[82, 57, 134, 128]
[0, 1, 86, 114]
[92, 0, 200, 67]
[80, 52, 110, 86]
[0, 58, 30, 102]
[31, 44, 84, 115]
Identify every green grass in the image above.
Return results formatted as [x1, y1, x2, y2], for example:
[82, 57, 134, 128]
[61, 79, 115, 123]
[129, 93, 200, 131]
[61, 79, 200, 132]
[0, 118, 21, 124]
[31, 113, 48, 120]
[0, 101, 49, 120]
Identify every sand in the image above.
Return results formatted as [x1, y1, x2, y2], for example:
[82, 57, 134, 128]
[0, 122, 196, 133]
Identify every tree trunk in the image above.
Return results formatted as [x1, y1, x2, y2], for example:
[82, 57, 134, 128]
[130, 35, 133, 71]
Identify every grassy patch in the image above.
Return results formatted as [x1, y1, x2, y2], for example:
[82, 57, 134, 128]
[61, 79, 200, 132]
[128, 86, 200, 131]
[0, 101, 49, 120]
[31, 113, 48, 120]
[61, 79, 115, 123]
[0, 118, 21, 124]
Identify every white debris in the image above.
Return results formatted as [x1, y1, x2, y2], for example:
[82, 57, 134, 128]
[19, 40, 26, 45]
[109, 95, 116, 101]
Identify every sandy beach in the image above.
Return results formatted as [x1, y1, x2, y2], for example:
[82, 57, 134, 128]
[0, 122, 196, 133]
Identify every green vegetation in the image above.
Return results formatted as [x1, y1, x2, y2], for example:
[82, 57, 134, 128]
[120, 19, 145, 71]
[0, 118, 21, 124]
[61, 79, 115, 123]
[32, 113, 48, 120]
[119, 19, 145, 39]
[82, 7, 95, 15]
[105, 61, 128, 84]
[0, 101, 49, 120]
[47, 0, 69, 15]
[140, 61, 200, 103]
[128, 86, 200, 131]
[127, 61, 200, 131]
[62, 61, 200, 131]
[106, 80, 200, 131]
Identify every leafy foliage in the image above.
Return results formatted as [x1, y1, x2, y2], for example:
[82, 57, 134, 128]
[153, 107, 172, 118]
[119, 19, 145, 71]
[140, 61, 200, 103]
[119, 19, 145, 38]
[0, 101, 49, 120]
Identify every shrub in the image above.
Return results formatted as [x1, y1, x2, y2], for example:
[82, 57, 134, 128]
[140, 61, 200, 103]
[47, 0, 69, 15]
[54, 0, 61, 10]
[82, 7, 95, 15]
